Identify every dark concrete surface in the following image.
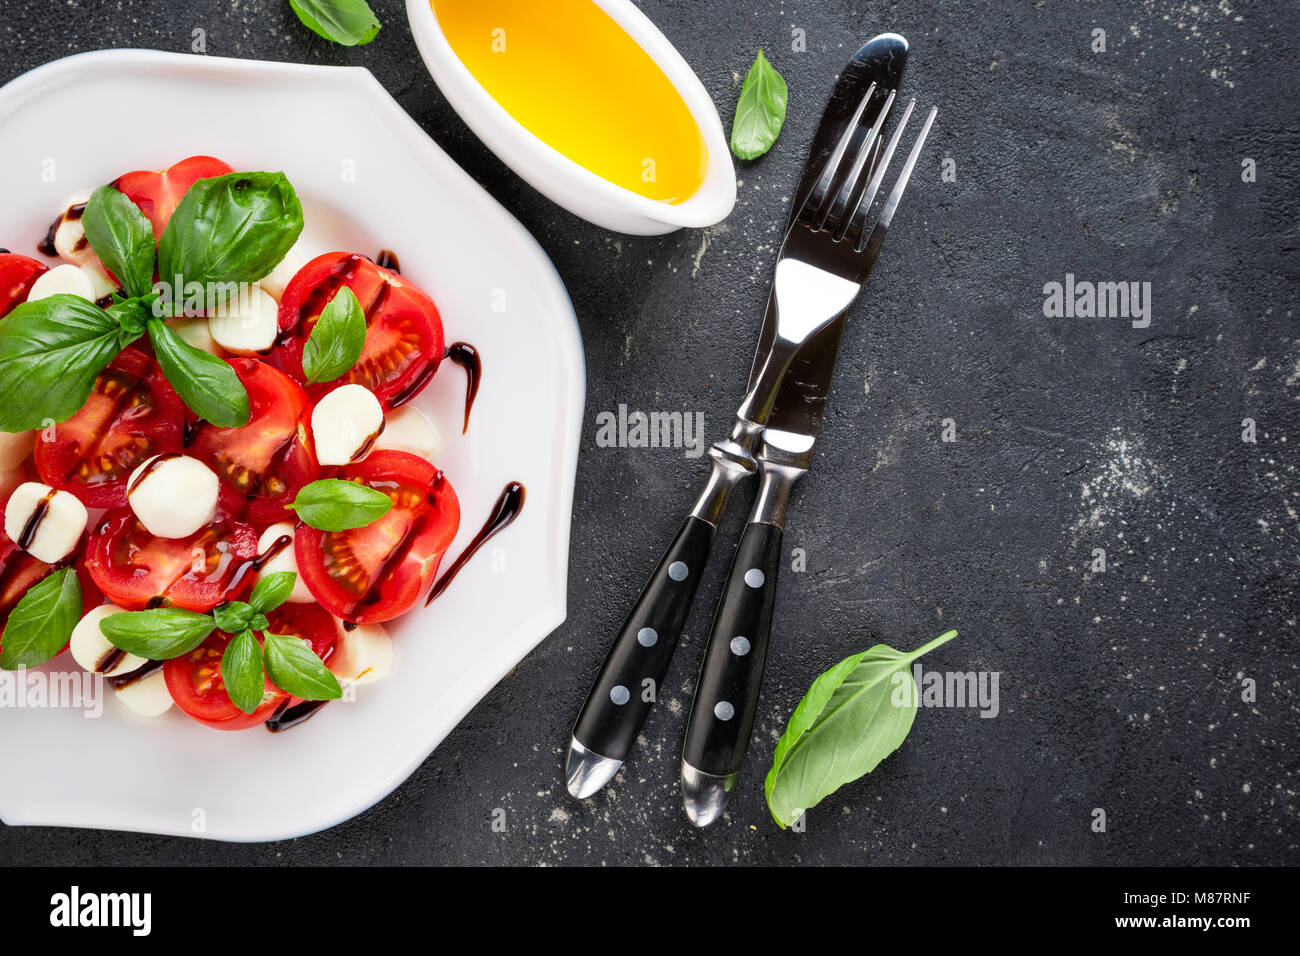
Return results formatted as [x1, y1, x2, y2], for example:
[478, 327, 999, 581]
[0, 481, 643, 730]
[1, 0, 1295, 866]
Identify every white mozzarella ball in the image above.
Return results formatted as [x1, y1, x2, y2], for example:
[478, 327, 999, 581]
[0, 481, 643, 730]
[207, 286, 279, 355]
[256, 522, 313, 603]
[312, 384, 385, 466]
[127, 455, 219, 539]
[26, 264, 97, 302]
[69, 604, 145, 676]
[259, 245, 304, 303]
[115, 668, 173, 717]
[372, 406, 440, 463]
[329, 620, 393, 685]
[165, 316, 224, 356]
[0, 430, 34, 470]
[3, 482, 88, 563]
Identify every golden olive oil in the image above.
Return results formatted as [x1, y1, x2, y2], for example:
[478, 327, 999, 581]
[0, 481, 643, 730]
[432, 0, 707, 203]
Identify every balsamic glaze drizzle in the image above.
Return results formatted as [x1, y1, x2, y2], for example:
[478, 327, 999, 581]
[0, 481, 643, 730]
[425, 481, 525, 606]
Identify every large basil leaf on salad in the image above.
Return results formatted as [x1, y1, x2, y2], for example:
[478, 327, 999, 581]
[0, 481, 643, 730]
[147, 318, 250, 427]
[302, 287, 366, 383]
[221, 630, 267, 715]
[262, 632, 342, 701]
[82, 184, 157, 299]
[289, 0, 381, 47]
[289, 479, 392, 531]
[156, 171, 303, 300]
[0, 569, 82, 670]
[0, 295, 134, 432]
[98, 607, 217, 659]
[764, 630, 958, 828]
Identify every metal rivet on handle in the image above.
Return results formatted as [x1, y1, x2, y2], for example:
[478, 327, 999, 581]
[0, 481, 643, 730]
[714, 701, 735, 721]
[668, 561, 689, 581]
[730, 636, 751, 656]
[637, 627, 658, 647]
[744, 568, 765, 588]
[610, 685, 630, 705]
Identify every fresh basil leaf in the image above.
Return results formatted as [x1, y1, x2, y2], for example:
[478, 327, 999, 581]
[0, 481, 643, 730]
[0, 295, 125, 432]
[82, 185, 156, 298]
[302, 287, 366, 383]
[0, 569, 81, 670]
[262, 632, 342, 701]
[106, 296, 153, 341]
[248, 571, 297, 614]
[289, 0, 381, 46]
[212, 601, 254, 635]
[731, 50, 788, 161]
[221, 630, 266, 715]
[99, 607, 218, 659]
[147, 317, 250, 426]
[156, 171, 304, 297]
[764, 629, 958, 829]
[288, 478, 392, 532]
[248, 612, 269, 632]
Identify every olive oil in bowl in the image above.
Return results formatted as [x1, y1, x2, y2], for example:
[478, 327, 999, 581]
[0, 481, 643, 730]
[431, 0, 708, 204]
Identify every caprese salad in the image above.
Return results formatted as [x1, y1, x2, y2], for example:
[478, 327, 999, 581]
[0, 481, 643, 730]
[0, 155, 462, 732]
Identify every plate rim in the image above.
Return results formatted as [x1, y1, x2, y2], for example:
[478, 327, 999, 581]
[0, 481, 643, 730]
[0, 48, 586, 842]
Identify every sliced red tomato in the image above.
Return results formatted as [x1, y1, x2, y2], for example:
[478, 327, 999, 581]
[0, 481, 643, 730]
[85, 509, 258, 611]
[296, 450, 460, 623]
[164, 631, 286, 731]
[34, 345, 185, 508]
[111, 155, 234, 238]
[0, 253, 49, 318]
[186, 358, 318, 524]
[273, 252, 445, 408]
[0, 534, 102, 662]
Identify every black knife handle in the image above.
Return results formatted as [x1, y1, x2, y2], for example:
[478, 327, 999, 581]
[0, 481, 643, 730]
[682, 520, 782, 777]
[571, 515, 716, 760]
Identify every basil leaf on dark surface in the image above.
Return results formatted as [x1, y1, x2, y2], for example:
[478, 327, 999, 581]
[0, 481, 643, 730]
[99, 607, 218, 659]
[764, 630, 958, 828]
[147, 317, 250, 427]
[0, 569, 82, 671]
[0, 295, 126, 431]
[302, 287, 366, 383]
[248, 571, 297, 614]
[263, 632, 342, 701]
[82, 185, 156, 298]
[222, 629, 266, 715]
[289, 0, 381, 47]
[156, 171, 303, 297]
[731, 50, 788, 160]
[288, 478, 392, 532]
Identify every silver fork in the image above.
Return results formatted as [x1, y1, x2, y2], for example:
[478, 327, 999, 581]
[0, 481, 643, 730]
[565, 65, 935, 800]
[680, 97, 939, 825]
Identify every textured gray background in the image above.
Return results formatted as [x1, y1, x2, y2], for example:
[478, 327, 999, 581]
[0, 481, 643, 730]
[1, 0, 1296, 865]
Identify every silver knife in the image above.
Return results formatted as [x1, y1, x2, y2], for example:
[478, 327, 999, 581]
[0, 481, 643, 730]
[680, 66, 938, 826]
[565, 34, 914, 801]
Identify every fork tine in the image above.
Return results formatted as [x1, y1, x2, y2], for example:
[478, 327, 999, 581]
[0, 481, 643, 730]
[837, 98, 916, 243]
[817, 88, 896, 234]
[856, 105, 938, 254]
[798, 82, 875, 225]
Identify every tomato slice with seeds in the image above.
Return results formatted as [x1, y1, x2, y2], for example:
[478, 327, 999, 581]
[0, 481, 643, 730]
[186, 358, 318, 525]
[296, 450, 460, 623]
[34, 345, 185, 508]
[273, 252, 445, 408]
[164, 631, 286, 731]
[85, 509, 258, 612]
[112, 155, 234, 239]
[0, 253, 49, 318]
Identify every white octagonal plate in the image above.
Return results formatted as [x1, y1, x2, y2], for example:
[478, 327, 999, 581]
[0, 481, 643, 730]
[0, 50, 584, 841]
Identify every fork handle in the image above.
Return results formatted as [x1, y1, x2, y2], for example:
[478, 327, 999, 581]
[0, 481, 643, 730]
[570, 513, 716, 760]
